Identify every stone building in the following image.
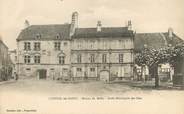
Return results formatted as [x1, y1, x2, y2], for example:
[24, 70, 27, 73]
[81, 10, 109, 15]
[16, 12, 134, 81]
[16, 24, 71, 79]
[0, 38, 12, 81]
[9, 49, 18, 74]
[71, 21, 134, 81]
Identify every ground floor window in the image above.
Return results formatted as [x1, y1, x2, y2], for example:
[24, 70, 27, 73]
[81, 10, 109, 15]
[26, 68, 31, 71]
[77, 68, 82, 72]
[90, 68, 95, 72]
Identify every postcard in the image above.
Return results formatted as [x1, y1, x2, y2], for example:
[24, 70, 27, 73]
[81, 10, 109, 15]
[0, 0, 184, 114]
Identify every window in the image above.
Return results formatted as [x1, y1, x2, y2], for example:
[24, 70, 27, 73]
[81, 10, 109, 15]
[15, 56, 17, 61]
[119, 40, 125, 48]
[77, 54, 82, 63]
[34, 42, 41, 51]
[119, 54, 123, 63]
[77, 41, 82, 48]
[54, 42, 61, 50]
[102, 54, 107, 63]
[24, 42, 31, 51]
[34, 55, 40, 63]
[90, 54, 95, 63]
[77, 68, 82, 72]
[26, 68, 31, 71]
[64, 42, 68, 46]
[56, 34, 60, 39]
[90, 68, 95, 72]
[90, 41, 95, 49]
[24, 55, 31, 63]
[36, 34, 41, 39]
[59, 56, 65, 64]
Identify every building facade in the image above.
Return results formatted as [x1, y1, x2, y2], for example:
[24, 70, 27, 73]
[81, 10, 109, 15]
[16, 24, 72, 79]
[16, 12, 134, 81]
[0, 38, 12, 81]
[71, 21, 134, 81]
[9, 49, 18, 74]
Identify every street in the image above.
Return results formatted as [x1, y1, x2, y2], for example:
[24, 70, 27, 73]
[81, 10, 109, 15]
[0, 78, 184, 96]
[0, 79, 142, 96]
[0, 79, 184, 114]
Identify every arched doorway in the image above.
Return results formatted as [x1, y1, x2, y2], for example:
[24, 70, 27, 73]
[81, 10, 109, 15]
[100, 70, 109, 82]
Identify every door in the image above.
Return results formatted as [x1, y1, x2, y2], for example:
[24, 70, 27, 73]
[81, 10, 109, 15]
[38, 69, 47, 79]
[100, 70, 109, 82]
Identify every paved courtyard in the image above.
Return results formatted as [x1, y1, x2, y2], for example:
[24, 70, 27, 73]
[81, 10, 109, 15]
[0, 79, 142, 96]
[0, 78, 184, 96]
[0, 78, 184, 114]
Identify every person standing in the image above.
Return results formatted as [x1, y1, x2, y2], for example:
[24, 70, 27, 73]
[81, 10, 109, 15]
[14, 72, 18, 80]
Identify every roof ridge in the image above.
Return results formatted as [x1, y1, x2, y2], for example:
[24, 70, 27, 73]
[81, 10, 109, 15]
[30, 24, 71, 26]
[136, 32, 166, 34]
[76, 26, 128, 29]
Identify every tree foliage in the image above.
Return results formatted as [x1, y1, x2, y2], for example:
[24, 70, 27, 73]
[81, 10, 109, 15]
[135, 43, 184, 67]
[135, 42, 184, 87]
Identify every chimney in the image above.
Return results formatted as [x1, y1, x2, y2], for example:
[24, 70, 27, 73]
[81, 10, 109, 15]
[24, 20, 30, 28]
[71, 12, 78, 28]
[127, 20, 132, 30]
[168, 27, 173, 40]
[70, 12, 78, 36]
[97, 21, 102, 32]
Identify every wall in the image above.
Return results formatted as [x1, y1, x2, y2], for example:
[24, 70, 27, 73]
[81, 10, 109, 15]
[17, 40, 71, 77]
[0, 40, 12, 81]
[71, 37, 134, 80]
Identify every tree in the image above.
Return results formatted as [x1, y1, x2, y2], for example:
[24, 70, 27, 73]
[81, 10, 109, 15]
[135, 43, 184, 88]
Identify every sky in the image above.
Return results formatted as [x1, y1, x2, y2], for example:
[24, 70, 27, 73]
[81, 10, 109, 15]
[0, 0, 184, 50]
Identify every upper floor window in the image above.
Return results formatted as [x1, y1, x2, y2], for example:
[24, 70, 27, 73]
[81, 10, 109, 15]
[34, 42, 41, 51]
[34, 55, 40, 64]
[15, 56, 17, 61]
[77, 54, 82, 63]
[59, 56, 65, 64]
[102, 41, 107, 49]
[119, 40, 125, 48]
[90, 54, 95, 63]
[77, 41, 82, 49]
[90, 41, 95, 49]
[24, 55, 31, 64]
[64, 42, 68, 46]
[102, 54, 107, 63]
[54, 42, 61, 50]
[119, 54, 124, 63]
[24, 42, 31, 51]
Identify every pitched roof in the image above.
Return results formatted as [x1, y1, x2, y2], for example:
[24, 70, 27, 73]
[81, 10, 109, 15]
[135, 32, 183, 52]
[17, 24, 71, 41]
[72, 27, 134, 38]
[0, 39, 8, 49]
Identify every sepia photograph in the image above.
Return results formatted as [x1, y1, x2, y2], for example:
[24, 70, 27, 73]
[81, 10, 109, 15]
[0, 0, 184, 114]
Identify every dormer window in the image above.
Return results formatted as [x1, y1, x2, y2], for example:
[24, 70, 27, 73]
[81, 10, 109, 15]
[36, 34, 41, 39]
[56, 34, 61, 39]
